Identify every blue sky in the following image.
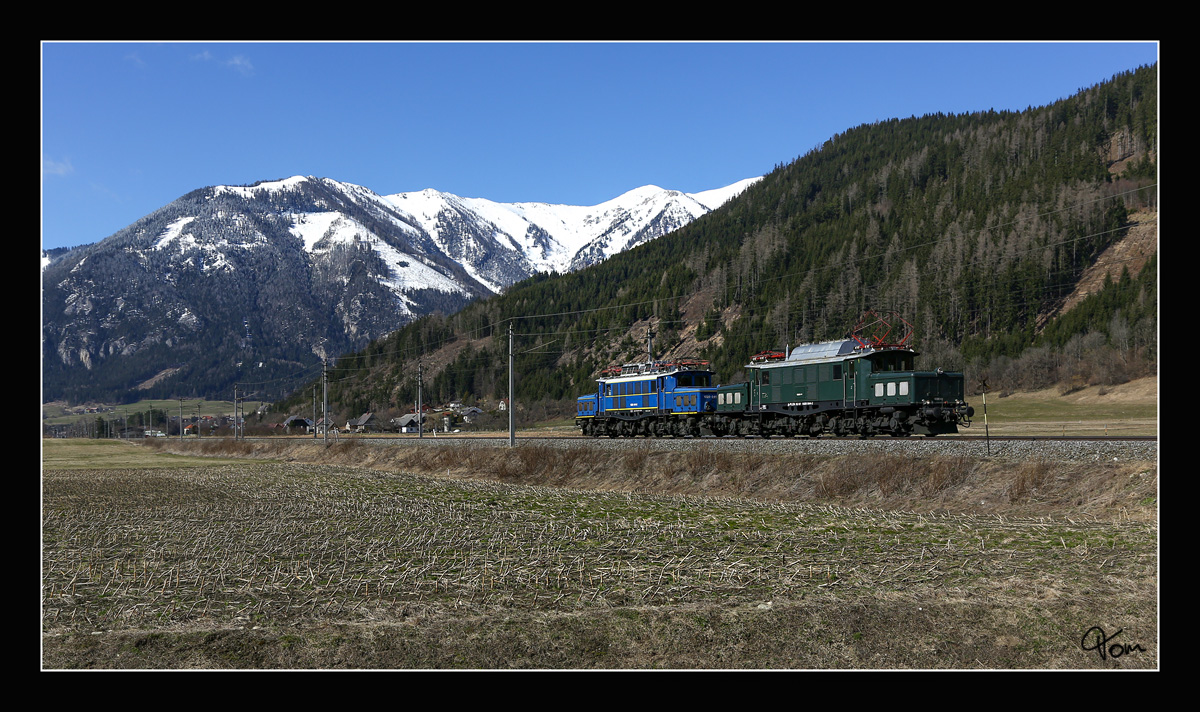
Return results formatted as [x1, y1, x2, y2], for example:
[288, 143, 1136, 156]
[41, 41, 1159, 251]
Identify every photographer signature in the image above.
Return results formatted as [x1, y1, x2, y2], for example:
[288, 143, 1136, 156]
[1081, 626, 1145, 661]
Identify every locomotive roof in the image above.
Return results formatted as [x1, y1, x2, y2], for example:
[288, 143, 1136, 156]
[749, 339, 915, 368]
[597, 360, 713, 381]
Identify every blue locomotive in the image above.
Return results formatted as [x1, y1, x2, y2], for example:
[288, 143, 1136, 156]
[576, 358, 717, 437]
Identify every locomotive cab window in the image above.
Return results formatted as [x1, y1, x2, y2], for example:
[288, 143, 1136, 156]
[873, 352, 916, 371]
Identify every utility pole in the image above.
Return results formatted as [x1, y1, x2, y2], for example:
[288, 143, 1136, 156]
[322, 358, 328, 445]
[418, 360, 424, 439]
[508, 322, 515, 447]
[313, 385, 317, 440]
[179, 398, 184, 440]
[978, 378, 991, 456]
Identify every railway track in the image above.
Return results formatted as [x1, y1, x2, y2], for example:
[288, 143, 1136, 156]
[301, 433, 1155, 443]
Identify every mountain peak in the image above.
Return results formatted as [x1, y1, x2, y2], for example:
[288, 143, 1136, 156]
[43, 175, 760, 403]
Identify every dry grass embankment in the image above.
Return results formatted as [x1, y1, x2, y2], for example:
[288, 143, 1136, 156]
[138, 436, 1158, 522]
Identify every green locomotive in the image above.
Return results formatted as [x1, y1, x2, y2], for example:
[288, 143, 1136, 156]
[704, 313, 973, 438]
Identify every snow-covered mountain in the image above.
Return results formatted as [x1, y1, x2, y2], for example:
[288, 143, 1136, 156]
[42, 175, 758, 403]
[385, 177, 760, 288]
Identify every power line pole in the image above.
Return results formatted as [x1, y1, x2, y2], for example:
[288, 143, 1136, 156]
[179, 398, 184, 441]
[508, 322, 515, 448]
[322, 358, 328, 445]
[418, 360, 424, 439]
[978, 378, 991, 456]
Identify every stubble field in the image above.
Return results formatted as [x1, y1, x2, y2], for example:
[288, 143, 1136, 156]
[42, 437, 1157, 669]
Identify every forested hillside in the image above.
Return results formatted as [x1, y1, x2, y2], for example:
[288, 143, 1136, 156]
[300, 65, 1157, 421]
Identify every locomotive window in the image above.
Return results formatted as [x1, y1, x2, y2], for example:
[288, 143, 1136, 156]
[887, 382, 896, 396]
[735, 392, 741, 404]
[691, 395, 696, 406]
[875, 383, 884, 397]
[833, 365, 842, 380]
[900, 382, 909, 396]
[761, 370, 770, 385]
